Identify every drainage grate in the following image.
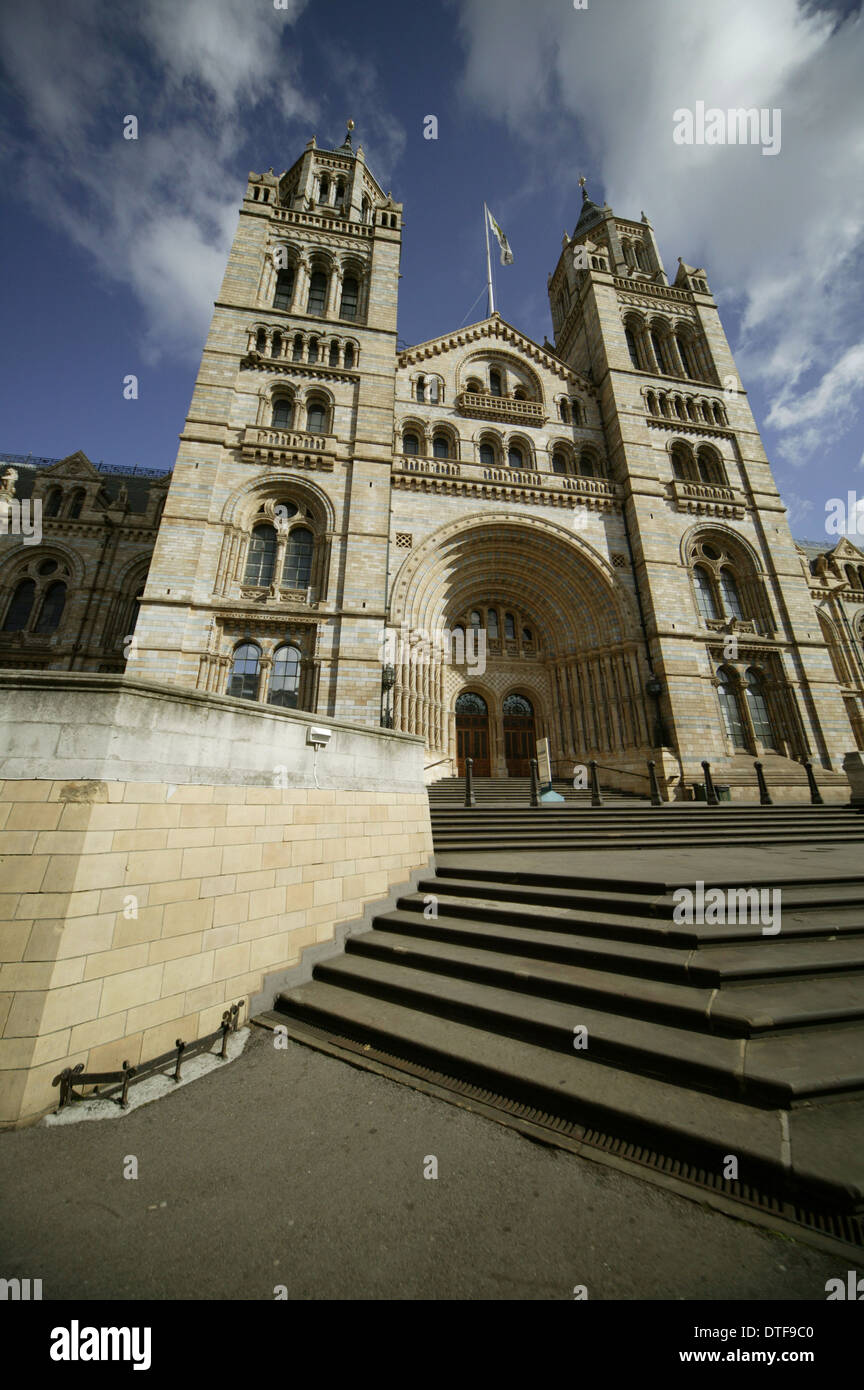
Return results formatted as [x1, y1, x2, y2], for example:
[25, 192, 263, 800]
[259, 1010, 864, 1251]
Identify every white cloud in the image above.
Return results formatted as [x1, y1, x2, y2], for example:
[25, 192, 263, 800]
[455, 0, 864, 467]
[0, 0, 318, 360]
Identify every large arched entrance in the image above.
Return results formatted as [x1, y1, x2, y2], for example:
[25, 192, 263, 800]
[387, 514, 650, 777]
[455, 691, 490, 776]
[503, 693, 535, 776]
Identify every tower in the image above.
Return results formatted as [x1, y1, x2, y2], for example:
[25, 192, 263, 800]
[128, 124, 403, 725]
[546, 182, 855, 789]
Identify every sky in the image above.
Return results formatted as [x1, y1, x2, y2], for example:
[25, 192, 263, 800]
[0, 0, 862, 541]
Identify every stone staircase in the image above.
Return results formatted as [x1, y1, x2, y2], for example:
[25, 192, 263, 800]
[427, 776, 642, 805]
[267, 800, 864, 1220]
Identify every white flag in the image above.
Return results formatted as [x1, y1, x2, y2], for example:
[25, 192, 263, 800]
[486, 208, 514, 265]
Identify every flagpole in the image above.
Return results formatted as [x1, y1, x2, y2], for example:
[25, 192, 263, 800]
[483, 202, 495, 316]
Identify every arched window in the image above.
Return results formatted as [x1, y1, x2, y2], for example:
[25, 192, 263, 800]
[713, 402, 725, 426]
[489, 369, 502, 397]
[308, 337, 319, 364]
[577, 450, 596, 478]
[318, 176, 329, 203]
[634, 242, 648, 272]
[402, 432, 419, 456]
[504, 612, 516, 639]
[329, 341, 339, 367]
[746, 669, 776, 748]
[697, 447, 724, 485]
[717, 668, 746, 748]
[671, 443, 691, 481]
[625, 327, 641, 369]
[570, 399, 582, 426]
[522, 627, 533, 643]
[559, 399, 570, 423]
[272, 397, 293, 429]
[34, 581, 66, 634]
[2, 579, 36, 631]
[68, 490, 86, 519]
[719, 569, 743, 619]
[513, 387, 526, 401]
[282, 528, 314, 589]
[273, 268, 294, 310]
[479, 441, 495, 466]
[244, 524, 278, 586]
[427, 377, 440, 403]
[503, 693, 533, 716]
[433, 434, 450, 459]
[340, 276, 359, 318]
[693, 565, 718, 621]
[416, 377, 426, 403]
[455, 691, 487, 715]
[269, 645, 301, 708]
[467, 378, 482, 393]
[344, 343, 355, 369]
[292, 335, 304, 362]
[361, 196, 370, 224]
[307, 270, 327, 315]
[487, 608, 499, 639]
[508, 446, 523, 469]
[552, 451, 568, 475]
[44, 489, 63, 518]
[676, 335, 693, 377]
[846, 565, 859, 589]
[675, 397, 686, 420]
[650, 331, 668, 374]
[306, 400, 327, 434]
[227, 643, 261, 701]
[271, 332, 282, 359]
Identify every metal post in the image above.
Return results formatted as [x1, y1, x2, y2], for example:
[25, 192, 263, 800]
[753, 761, 772, 806]
[174, 1039, 186, 1082]
[120, 1061, 134, 1108]
[220, 1012, 232, 1058]
[529, 758, 540, 807]
[589, 759, 603, 808]
[804, 760, 824, 806]
[647, 759, 663, 807]
[701, 760, 719, 806]
[464, 756, 476, 808]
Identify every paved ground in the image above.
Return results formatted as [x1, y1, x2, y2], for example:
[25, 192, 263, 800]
[0, 1026, 851, 1301]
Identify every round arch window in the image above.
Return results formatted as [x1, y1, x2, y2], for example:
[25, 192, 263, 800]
[455, 692, 487, 715]
[503, 693, 533, 717]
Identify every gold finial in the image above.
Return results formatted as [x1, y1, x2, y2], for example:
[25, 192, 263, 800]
[347, 119, 355, 132]
[578, 175, 586, 190]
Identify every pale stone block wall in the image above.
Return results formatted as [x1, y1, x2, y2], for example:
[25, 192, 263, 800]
[0, 674, 432, 1128]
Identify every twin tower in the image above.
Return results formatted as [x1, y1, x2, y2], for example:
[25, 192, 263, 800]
[126, 126, 856, 800]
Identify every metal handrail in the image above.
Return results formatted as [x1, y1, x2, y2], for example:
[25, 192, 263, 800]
[590, 761, 651, 782]
[424, 757, 451, 770]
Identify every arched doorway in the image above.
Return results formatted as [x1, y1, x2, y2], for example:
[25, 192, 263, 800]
[455, 691, 490, 776]
[503, 693, 535, 776]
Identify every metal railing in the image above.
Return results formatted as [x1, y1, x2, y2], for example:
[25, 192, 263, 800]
[52, 1002, 244, 1112]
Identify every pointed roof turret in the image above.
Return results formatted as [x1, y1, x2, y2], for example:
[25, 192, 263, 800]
[574, 175, 605, 232]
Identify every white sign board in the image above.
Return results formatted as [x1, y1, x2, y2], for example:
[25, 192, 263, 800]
[536, 737, 552, 788]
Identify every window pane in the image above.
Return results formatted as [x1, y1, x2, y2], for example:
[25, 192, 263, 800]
[693, 565, 718, 620]
[269, 645, 301, 708]
[489, 370, 502, 396]
[403, 433, 419, 455]
[552, 453, 567, 474]
[34, 581, 66, 634]
[505, 612, 515, 639]
[625, 329, 640, 369]
[273, 270, 294, 310]
[282, 528, 313, 589]
[433, 436, 449, 459]
[718, 677, 746, 747]
[307, 404, 326, 434]
[227, 644, 261, 700]
[719, 569, 743, 619]
[272, 399, 293, 428]
[340, 277, 358, 318]
[307, 271, 327, 314]
[746, 672, 776, 748]
[2, 579, 36, 631]
[479, 443, 495, 465]
[487, 609, 498, 638]
[244, 525, 277, 586]
[508, 447, 523, 469]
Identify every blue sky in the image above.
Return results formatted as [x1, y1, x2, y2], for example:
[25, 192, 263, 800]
[1, 0, 862, 540]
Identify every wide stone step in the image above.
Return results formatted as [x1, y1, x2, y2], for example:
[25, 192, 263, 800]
[304, 952, 864, 1103]
[349, 927, 864, 1036]
[375, 903, 864, 983]
[273, 978, 864, 1206]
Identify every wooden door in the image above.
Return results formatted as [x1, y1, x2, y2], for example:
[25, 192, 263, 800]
[455, 693, 490, 776]
[503, 694, 536, 777]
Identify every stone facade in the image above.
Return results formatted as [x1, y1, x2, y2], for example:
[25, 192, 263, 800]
[3, 129, 863, 800]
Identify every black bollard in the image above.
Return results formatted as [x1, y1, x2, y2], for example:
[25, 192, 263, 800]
[589, 759, 603, 808]
[529, 758, 540, 807]
[753, 761, 772, 806]
[647, 759, 663, 807]
[464, 756, 476, 808]
[804, 760, 824, 806]
[701, 760, 719, 806]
